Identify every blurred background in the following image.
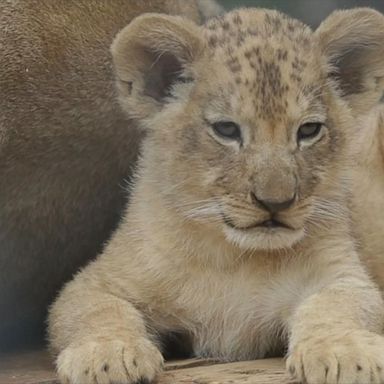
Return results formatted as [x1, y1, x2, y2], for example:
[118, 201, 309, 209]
[219, 0, 384, 27]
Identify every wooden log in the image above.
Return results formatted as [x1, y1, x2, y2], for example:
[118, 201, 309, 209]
[162, 358, 294, 384]
[0, 349, 295, 384]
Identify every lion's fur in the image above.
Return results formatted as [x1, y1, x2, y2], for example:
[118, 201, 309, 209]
[48, 7, 384, 384]
[351, 109, 384, 287]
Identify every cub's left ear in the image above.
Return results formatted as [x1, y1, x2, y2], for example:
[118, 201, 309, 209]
[316, 8, 384, 115]
[111, 13, 205, 124]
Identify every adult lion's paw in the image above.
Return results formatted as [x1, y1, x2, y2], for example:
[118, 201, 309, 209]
[286, 330, 384, 384]
[56, 338, 164, 384]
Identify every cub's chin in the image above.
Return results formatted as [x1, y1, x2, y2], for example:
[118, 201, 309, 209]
[223, 223, 305, 251]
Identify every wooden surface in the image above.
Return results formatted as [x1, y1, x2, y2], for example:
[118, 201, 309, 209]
[0, 349, 294, 384]
[163, 358, 294, 383]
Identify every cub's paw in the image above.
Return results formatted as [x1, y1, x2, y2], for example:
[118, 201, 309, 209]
[286, 330, 384, 384]
[56, 338, 164, 384]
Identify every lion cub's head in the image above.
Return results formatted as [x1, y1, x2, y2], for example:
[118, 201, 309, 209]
[112, 8, 384, 251]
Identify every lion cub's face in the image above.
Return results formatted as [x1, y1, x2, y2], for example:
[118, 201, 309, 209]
[113, 9, 384, 250]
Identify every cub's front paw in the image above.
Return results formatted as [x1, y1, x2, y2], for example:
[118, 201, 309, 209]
[56, 338, 164, 384]
[286, 330, 384, 384]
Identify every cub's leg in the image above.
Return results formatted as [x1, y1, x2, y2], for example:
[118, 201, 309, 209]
[286, 246, 384, 384]
[48, 273, 163, 384]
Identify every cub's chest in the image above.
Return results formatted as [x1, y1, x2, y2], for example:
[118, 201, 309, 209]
[170, 266, 303, 359]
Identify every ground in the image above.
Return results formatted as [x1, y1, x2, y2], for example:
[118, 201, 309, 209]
[0, 349, 295, 384]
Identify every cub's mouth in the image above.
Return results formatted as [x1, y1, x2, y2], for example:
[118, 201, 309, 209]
[221, 212, 305, 250]
[258, 219, 293, 230]
[222, 214, 295, 231]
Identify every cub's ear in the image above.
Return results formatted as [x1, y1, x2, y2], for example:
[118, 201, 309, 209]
[111, 14, 204, 122]
[316, 8, 384, 116]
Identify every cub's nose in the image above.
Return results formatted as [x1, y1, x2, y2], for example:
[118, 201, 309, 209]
[250, 192, 296, 213]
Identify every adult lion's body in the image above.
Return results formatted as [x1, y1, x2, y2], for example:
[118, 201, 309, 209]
[351, 110, 384, 289]
[0, 0, 220, 349]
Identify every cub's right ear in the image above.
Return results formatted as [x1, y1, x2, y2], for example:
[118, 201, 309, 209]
[111, 14, 205, 123]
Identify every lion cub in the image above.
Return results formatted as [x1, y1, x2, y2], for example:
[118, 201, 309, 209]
[49, 8, 384, 384]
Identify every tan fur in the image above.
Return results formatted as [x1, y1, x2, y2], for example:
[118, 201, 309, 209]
[351, 109, 384, 285]
[49, 8, 384, 384]
[0, 0, 220, 349]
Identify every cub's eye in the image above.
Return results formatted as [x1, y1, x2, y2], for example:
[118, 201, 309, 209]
[212, 121, 241, 141]
[297, 122, 323, 142]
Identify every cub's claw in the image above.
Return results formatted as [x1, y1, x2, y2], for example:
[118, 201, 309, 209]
[287, 330, 384, 384]
[56, 338, 164, 384]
